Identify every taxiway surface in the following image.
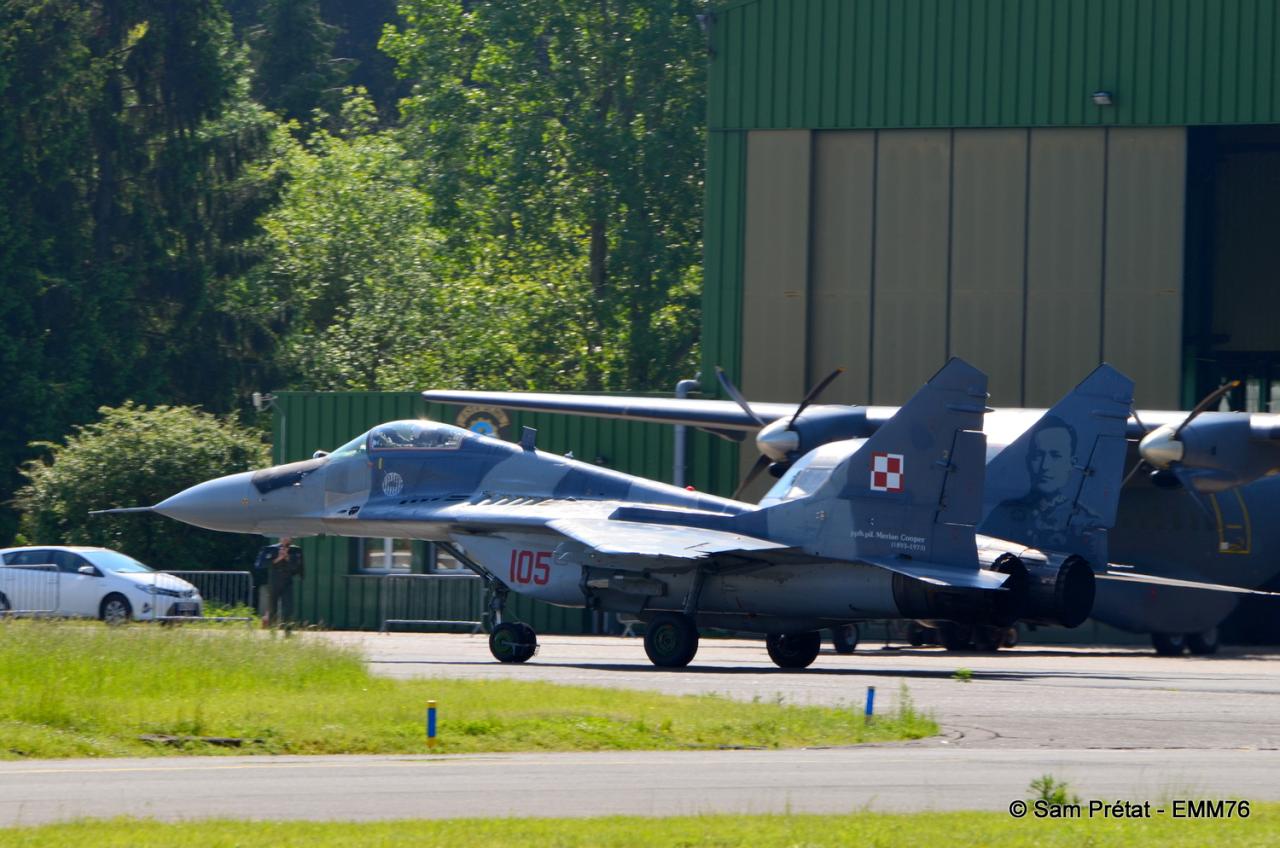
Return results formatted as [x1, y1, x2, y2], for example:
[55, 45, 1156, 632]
[3, 635, 1277, 825]
[342, 633, 1280, 751]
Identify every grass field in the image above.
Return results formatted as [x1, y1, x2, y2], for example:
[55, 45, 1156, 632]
[0, 621, 934, 758]
[0, 809, 1273, 848]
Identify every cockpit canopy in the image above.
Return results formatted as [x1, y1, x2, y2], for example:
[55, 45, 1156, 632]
[759, 439, 865, 505]
[369, 420, 466, 451]
[330, 420, 467, 459]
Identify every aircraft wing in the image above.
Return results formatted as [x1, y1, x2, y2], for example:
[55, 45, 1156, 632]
[1099, 568, 1280, 597]
[422, 390, 798, 435]
[546, 518, 789, 560]
[552, 521, 1009, 589]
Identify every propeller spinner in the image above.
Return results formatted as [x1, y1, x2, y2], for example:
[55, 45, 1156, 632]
[1136, 381, 1240, 473]
[716, 366, 845, 499]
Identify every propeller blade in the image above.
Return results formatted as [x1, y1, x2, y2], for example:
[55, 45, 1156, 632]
[789, 367, 845, 427]
[715, 366, 766, 428]
[1173, 380, 1240, 438]
[1120, 459, 1147, 489]
[732, 454, 773, 500]
[1120, 406, 1155, 488]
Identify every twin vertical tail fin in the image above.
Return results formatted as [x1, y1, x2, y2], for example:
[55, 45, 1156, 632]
[759, 357, 992, 580]
[979, 364, 1135, 564]
[840, 358, 990, 570]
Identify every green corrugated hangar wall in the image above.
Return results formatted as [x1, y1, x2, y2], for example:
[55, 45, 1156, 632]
[272, 392, 739, 630]
[702, 0, 1280, 419]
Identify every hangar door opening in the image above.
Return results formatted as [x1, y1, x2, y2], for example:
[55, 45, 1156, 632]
[1185, 126, 1280, 414]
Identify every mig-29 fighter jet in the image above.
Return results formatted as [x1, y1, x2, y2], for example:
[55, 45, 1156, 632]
[428, 367, 1280, 655]
[101, 359, 1163, 669]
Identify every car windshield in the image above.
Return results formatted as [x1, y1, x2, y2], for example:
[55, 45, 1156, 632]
[87, 550, 154, 573]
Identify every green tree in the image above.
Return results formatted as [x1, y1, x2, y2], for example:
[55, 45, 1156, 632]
[248, 0, 348, 128]
[0, 0, 277, 542]
[225, 97, 594, 392]
[382, 0, 707, 392]
[15, 403, 271, 572]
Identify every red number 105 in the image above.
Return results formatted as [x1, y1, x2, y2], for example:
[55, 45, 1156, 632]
[509, 549, 550, 585]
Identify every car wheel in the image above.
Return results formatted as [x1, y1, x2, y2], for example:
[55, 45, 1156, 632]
[0, 593, 9, 616]
[100, 593, 132, 626]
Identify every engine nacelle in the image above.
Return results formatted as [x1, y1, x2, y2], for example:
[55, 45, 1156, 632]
[891, 557, 1025, 628]
[1016, 550, 1095, 628]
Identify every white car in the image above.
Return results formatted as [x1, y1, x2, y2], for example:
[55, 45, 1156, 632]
[0, 546, 203, 624]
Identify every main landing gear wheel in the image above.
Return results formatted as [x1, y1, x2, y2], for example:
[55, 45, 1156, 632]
[1187, 627, 1220, 655]
[489, 621, 538, 663]
[643, 612, 699, 668]
[766, 631, 822, 669]
[938, 622, 973, 652]
[830, 624, 859, 655]
[1151, 632, 1188, 656]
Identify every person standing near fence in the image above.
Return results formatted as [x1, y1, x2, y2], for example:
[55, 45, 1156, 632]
[254, 537, 304, 628]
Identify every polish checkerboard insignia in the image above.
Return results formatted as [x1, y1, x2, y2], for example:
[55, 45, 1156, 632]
[870, 452, 904, 492]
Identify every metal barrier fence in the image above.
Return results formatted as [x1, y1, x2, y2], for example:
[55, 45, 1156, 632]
[0, 564, 60, 615]
[379, 573, 485, 633]
[0, 565, 254, 623]
[151, 570, 255, 623]
[159, 571, 254, 610]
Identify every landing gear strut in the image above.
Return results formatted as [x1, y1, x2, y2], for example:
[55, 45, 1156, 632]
[460, 550, 538, 664]
[766, 631, 822, 669]
[643, 612, 699, 668]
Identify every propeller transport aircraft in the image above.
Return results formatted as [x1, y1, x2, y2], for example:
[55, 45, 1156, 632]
[426, 365, 1280, 657]
[97, 359, 1276, 668]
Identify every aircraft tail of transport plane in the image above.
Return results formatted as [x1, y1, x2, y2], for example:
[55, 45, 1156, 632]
[979, 364, 1134, 567]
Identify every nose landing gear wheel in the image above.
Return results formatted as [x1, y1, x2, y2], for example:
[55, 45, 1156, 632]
[643, 612, 699, 668]
[766, 631, 822, 669]
[489, 621, 538, 663]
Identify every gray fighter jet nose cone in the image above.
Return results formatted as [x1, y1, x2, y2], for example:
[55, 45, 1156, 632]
[154, 471, 259, 533]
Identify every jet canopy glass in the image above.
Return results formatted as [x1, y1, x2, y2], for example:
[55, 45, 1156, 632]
[760, 440, 858, 505]
[328, 421, 467, 459]
[368, 420, 465, 451]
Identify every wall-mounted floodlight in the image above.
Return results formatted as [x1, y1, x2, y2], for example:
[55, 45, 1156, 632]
[1092, 90, 1114, 106]
[696, 11, 715, 55]
[251, 392, 276, 412]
